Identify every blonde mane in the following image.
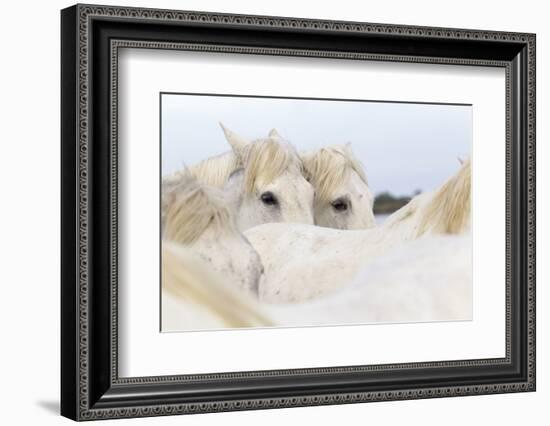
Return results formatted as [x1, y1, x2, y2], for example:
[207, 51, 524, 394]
[188, 151, 240, 188]
[163, 174, 235, 244]
[416, 158, 471, 236]
[240, 138, 303, 193]
[385, 159, 471, 238]
[302, 145, 368, 202]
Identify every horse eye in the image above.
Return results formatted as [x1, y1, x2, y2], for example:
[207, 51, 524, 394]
[260, 192, 278, 206]
[331, 199, 349, 212]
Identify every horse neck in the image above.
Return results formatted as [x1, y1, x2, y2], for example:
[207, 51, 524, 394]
[190, 223, 238, 252]
[380, 193, 430, 240]
[382, 162, 471, 240]
[416, 162, 471, 236]
[191, 224, 263, 296]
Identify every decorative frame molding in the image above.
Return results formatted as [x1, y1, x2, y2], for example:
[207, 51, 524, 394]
[61, 3, 536, 421]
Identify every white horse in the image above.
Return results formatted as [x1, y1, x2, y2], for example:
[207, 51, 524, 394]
[266, 233, 472, 325]
[162, 242, 273, 331]
[265, 128, 376, 229]
[245, 159, 471, 303]
[163, 124, 314, 232]
[162, 235, 471, 332]
[301, 143, 376, 229]
[162, 173, 264, 296]
[169, 125, 375, 231]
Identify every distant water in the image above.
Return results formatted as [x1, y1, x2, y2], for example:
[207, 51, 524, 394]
[375, 214, 390, 225]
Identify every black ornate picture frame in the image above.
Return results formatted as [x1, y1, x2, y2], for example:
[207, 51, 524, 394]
[61, 3, 536, 421]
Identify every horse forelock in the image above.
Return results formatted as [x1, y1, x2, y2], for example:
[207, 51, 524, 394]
[163, 178, 235, 244]
[242, 138, 303, 193]
[302, 145, 368, 202]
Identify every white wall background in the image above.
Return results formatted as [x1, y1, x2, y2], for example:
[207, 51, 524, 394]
[0, 0, 546, 424]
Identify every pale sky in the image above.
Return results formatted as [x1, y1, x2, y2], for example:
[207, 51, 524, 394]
[161, 94, 472, 196]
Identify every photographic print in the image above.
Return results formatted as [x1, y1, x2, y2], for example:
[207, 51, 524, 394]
[160, 93, 473, 332]
[61, 5, 535, 419]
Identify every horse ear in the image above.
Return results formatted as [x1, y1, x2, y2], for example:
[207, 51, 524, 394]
[299, 150, 315, 175]
[344, 142, 354, 154]
[219, 122, 249, 154]
[268, 128, 282, 139]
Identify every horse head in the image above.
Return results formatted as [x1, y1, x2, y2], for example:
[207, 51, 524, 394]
[220, 123, 315, 231]
[163, 172, 264, 296]
[301, 143, 376, 230]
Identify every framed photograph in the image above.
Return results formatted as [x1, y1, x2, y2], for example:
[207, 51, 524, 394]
[61, 4, 536, 421]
